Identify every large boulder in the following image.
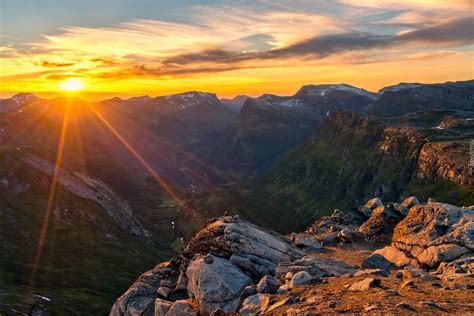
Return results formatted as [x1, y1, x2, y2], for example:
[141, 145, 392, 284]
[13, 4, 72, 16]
[362, 246, 418, 269]
[186, 254, 252, 314]
[392, 202, 473, 268]
[110, 282, 156, 316]
[181, 217, 303, 278]
[358, 204, 403, 242]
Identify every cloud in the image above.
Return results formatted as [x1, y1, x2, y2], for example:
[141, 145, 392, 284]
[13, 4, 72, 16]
[39, 61, 76, 68]
[396, 16, 474, 44]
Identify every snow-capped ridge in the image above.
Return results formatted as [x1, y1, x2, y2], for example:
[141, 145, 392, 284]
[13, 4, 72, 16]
[296, 84, 376, 100]
[377, 83, 423, 96]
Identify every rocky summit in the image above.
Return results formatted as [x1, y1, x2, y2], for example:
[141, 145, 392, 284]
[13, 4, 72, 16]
[111, 198, 474, 315]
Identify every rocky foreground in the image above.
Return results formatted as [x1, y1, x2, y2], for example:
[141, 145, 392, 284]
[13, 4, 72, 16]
[110, 198, 474, 315]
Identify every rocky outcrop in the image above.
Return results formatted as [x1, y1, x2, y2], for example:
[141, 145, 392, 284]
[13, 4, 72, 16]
[112, 198, 473, 315]
[392, 202, 473, 268]
[363, 201, 473, 270]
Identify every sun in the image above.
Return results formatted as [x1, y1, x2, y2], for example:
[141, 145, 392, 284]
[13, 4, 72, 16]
[59, 78, 85, 91]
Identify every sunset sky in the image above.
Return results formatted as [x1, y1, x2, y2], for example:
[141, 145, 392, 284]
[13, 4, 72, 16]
[0, 0, 473, 100]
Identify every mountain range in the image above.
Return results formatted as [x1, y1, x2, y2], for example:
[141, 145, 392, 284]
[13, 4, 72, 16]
[0, 79, 473, 314]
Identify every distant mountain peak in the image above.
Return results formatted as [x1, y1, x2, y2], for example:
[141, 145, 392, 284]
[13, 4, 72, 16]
[11, 92, 39, 104]
[377, 83, 423, 96]
[296, 84, 376, 100]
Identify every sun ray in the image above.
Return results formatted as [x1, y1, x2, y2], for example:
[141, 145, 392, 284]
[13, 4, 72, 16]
[86, 104, 190, 212]
[30, 97, 71, 284]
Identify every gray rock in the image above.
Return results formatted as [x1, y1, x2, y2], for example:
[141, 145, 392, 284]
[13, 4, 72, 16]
[290, 271, 313, 287]
[396, 302, 413, 310]
[401, 280, 415, 288]
[175, 273, 188, 292]
[419, 301, 440, 309]
[186, 254, 252, 314]
[400, 266, 433, 281]
[363, 246, 417, 269]
[293, 234, 322, 249]
[257, 275, 278, 294]
[157, 287, 171, 299]
[277, 254, 357, 281]
[365, 198, 383, 209]
[437, 255, 474, 274]
[358, 205, 402, 242]
[354, 269, 390, 277]
[154, 298, 172, 316]
[392, 202, 473, 268]
[348, 277, 381, 291]
[166, 300, 194, 316]
[401, 196, 419, 208]
[239, 294, 270, 315]
[338, 228, 365, 244]
[110, 281, 156, 316]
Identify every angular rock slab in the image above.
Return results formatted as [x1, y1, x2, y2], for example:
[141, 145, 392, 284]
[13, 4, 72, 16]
[392, 202, 473, 268]
[276, 254, 357, 281]
[186, 254, 252, 314]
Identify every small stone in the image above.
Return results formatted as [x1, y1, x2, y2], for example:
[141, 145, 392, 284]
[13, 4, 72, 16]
[430, 282, 442, 288]
[467, 284, 474, 290]
[354, 269, 390, 278]
[257, 275, 278, 294]
[328, 301, 337, 308]
[395, 270, 403, 279]
[384, 289, 399, 296]
[396, 302, 413, 310]
[419, 301, 439, 309]
[233, 215, 240, 222]
[363, 305, 379, 312]
[365, 198, 383, 209]
[290, 271, 313, 287]
[401, 280, 415, 288]
[401, 196, 419, 208]
[285, 272, 294, 282]
[348, 278, 381, 291]
[157, 287, 171, 299]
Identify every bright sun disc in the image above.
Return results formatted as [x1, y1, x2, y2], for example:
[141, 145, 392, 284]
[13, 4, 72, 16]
[59, 78, 85, 91]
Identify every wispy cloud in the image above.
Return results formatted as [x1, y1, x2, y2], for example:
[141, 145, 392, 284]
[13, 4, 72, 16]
[0, 0, 472, 96]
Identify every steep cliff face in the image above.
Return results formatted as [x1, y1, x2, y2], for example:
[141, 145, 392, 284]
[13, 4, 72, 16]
[195, 110, 473, 233]
[417, 141, 472, 186]
[211, 85, 375, 174]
